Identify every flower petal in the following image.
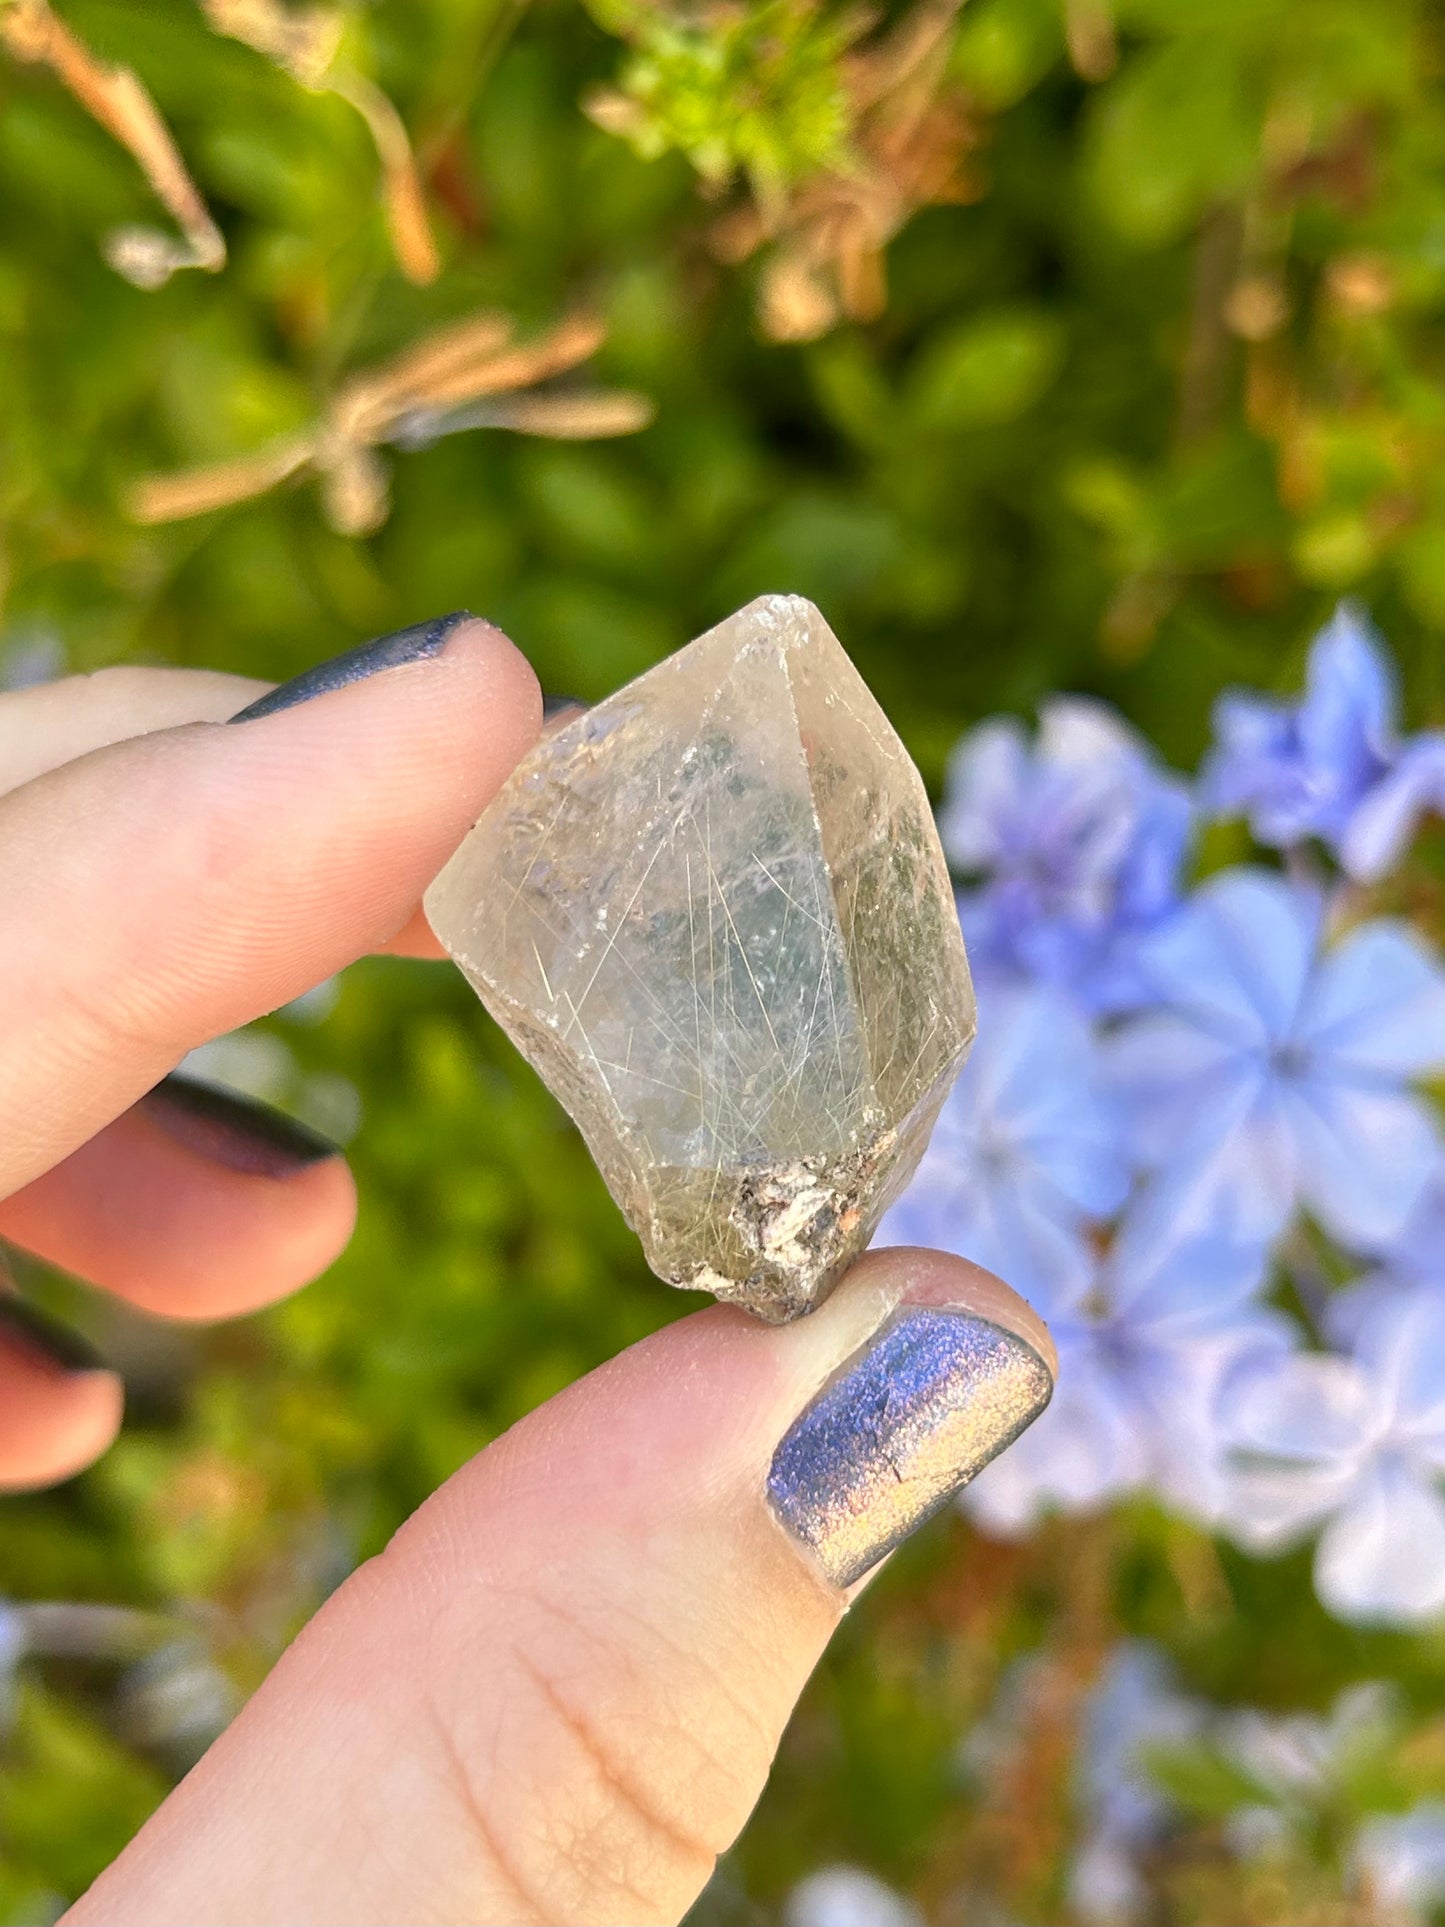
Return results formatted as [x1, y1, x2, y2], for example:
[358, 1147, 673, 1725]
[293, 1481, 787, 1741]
[875, 1167, 1095, 1316]
[1108, 1200, 1270, 1328]
[1341, 731, 1445, 882]
[1107, 1012, 1260, 1162]
[938, 717, 1030, 871]
[1289, 1079, 1440, 1249]
[1201, 688, 1297, 827]
[1220, 1349, 1379, 1465]
[1297, 602, 1398, 836]
[877, 979, 1126, 1314]
[981, 985, 1130, 1215]
[1352, 1802, 1445, 1919]
[1215, 1328, 1372, 1549]
[1299, 921, 1445, 1078]
[1350, 1287, 1445, 1456]
[1133, 870, 1322, 1046]
[1315, 1461, 1445, 1624]
[1114, 773, 1192, 928]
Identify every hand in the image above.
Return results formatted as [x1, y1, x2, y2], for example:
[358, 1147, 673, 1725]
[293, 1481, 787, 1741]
[0, 616, 1054, 1927]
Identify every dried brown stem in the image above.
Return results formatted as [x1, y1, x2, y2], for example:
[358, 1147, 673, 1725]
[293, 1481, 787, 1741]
[1176, 203, 1243, 448]
[467, 390, 655, 438]
[1063, 0, 1117, 82]
[1, 0, 224, 282]
[408, 314, 609, 408]
[129, 308, 652, 530]
[201, 0, 439, 285]
[127, 435, 312, 523]
[326, 66, 439, 284]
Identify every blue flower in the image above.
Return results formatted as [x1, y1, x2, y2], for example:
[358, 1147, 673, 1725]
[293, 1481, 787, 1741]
[1353, 1802, 1445, 1924]
[0, 1599, 23, 1736]
[964, 1197, 1284, 1534]
[1202, 603, 1395, 853]
[874, 981, 1129, 1309]
[1343, 731, 1445, 881]
[1215, 1683, 1401, 1860]
[1070, 1643, 1204, 1927]
[1217, 1288, 1445, 1624]
[1108, 869, 1445, 1250]
[940, 698, 1191, 1011]
[1202, 601, 1445, 882]
[783, 1869, 922, 1927]
[1321, 1166, 1445, 1350]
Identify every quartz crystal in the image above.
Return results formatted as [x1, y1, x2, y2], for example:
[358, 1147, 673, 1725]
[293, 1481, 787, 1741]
[424, 594, 974, 1321]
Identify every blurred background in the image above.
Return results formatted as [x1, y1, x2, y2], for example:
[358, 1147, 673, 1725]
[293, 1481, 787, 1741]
[4, 0, 1445, 1921]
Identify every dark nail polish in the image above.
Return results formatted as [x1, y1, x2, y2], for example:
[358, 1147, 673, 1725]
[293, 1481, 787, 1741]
[767, 1308, 1053, 1588]
[141, 1073, 339, 1179]
[0, 1295, 107, 1378]
[542, 693, 586, 721]
[228, 611, 475, 722]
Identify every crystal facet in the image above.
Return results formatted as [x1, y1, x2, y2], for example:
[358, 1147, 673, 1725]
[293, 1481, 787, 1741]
[424, 594, 975, 1320]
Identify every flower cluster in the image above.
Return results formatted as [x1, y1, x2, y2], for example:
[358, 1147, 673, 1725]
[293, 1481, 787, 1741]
[878, 604, 1445, 1626]
[1066, 1645, 1445, 1927]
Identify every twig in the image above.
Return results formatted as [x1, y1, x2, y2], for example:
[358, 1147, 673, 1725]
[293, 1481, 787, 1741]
[201, 0, 440, 284]
[0, 0, 225, 286]
[129, 308, 654, 534]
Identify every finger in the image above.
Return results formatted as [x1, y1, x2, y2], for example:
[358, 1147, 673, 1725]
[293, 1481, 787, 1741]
[0, 1296, 124, 1490]
[0, 615, 540, 1198]
[0, 1075, 356, 1321]
[375, 694, 583, 960]
[64, 1249, 1054, 1927]
[0, 666, 269, 797]
[373, 901, 446, 959]
[0, 664, 443, 959]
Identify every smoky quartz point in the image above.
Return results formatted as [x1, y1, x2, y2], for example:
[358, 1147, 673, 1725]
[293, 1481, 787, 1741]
[424, 594, 974, 1321]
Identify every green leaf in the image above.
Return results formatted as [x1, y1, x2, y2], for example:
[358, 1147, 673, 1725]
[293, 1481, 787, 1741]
[908, 307, 1066, 429]
[1086, 40, 1262, 246]
[954, 0, 1062, 109]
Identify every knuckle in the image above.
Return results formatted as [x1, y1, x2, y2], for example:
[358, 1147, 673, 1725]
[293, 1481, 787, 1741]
[420, 1580, 776, 1925]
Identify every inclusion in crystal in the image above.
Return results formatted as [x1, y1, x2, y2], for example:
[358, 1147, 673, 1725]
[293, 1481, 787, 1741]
[424, 594, 974, 1321]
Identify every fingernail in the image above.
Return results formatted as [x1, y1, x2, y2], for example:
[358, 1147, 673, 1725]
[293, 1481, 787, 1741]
[767, 1308, 1053, 1588]
[0, 1295, 107, 1378]
[542, 693, 586, 721]
[141, 1073, 339, 1179]
[228, 611, 476, 722]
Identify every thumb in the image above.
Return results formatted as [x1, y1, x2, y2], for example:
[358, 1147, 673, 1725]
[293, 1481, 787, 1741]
[62, 1248, 1053, 1927]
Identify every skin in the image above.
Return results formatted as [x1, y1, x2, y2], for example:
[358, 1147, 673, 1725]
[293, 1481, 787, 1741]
[0, 624, 1050, 1926]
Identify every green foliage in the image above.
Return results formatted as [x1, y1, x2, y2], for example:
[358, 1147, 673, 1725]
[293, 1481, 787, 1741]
[907, 306, 1067, 428]
[3, 0, 1445, 1920]
[584, 0, 858, 201]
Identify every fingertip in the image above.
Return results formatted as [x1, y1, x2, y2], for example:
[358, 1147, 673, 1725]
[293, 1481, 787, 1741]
[851, 1244, 1059, 1378]
[0, 612, 547, 1200]
[452, 616, 544, 736]
[375, 904, 447, 958]
[762, 1248, 1058, 1595]
[0, 1097, 359, 1321]
[0, 1362, 124, 1491]
[137, 1146, 358, 1321]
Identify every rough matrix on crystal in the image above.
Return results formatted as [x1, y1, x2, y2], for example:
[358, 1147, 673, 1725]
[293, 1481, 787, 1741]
[424, 594, 975, 1320]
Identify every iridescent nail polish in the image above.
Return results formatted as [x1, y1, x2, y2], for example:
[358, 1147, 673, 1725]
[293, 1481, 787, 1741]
[0, 1294, 107, 1378]
[767, 1308, 1053, 1587]
[141, 1074, 338, 1179]
[229, 611, 475, 722]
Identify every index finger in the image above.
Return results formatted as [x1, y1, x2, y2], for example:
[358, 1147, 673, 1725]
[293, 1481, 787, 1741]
[0, 660, 446, 959]
[0, 616, 540, 1199]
